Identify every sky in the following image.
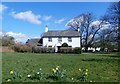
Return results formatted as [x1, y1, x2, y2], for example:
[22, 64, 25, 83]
[1, 2, 112, 43]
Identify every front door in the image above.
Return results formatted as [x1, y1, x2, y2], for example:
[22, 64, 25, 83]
[57, 46, 61, 53]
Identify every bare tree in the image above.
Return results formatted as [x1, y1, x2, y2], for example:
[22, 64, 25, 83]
[106, 2, 120, 51]
[66, 12, 107, 51]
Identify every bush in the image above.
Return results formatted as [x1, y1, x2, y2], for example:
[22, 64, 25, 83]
[32, 47, 55, 53]
[12, 44, 81, 54]
[12, 44, 55, 53]
[61, 43, 68, 47]
[2, 39, 15, 46]
[46, 47, 55, 53]
[1, 35, 15, 46]
[12, 44, 32, 53]
[32, 46, 42, 53]
[60, 47, 81, 54]
[73, 47, 81, 54]
[60, 47, 73, 53]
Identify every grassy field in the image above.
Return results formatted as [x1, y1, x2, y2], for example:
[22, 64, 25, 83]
[2, 52, 120, 82]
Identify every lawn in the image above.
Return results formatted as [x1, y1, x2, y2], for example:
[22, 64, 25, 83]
[2, 52, 120, 82]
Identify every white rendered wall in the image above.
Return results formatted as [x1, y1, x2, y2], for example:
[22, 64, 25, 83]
[43, 37, 80, 48]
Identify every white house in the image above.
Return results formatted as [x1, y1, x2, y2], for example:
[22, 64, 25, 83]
[39, 25, 81, 52]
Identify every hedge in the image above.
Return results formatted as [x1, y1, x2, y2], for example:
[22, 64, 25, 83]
[12, 44, 81, 54]
[60, 47, 81, 54]
[12, 44, 55, 53]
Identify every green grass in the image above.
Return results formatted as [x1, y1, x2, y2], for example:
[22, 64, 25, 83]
[2, 52, 120, 82]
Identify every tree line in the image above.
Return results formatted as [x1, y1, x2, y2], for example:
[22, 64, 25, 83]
[66, 2, 120, 52]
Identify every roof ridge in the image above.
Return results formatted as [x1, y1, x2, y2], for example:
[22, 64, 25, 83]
[48, 30, 64, 32]
[48, 30, 77, 32]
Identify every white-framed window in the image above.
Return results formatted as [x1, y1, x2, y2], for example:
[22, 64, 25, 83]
[58, 37, 62, 42]
[68, 37, 72, 42]
[48, 37, 52, 42]
[48, 45, 52, 47]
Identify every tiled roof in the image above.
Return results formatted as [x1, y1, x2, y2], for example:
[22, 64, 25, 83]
[26, 39, 40, 45]
[42, 30, 80, 37]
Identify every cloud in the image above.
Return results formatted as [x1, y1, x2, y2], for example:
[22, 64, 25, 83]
[43, 16, 52, 21]
[0, 31, 42, 43]
[90, 20, 111, 30]
[0, 4, 7, 19]
[89, 34, 93, 39]
[11, 11, 41, 25]
[0, 31, 3, 37]
[90, 20, 101, 27]
[55, 18, 66, 24]
[0, 4, 7, 14]
[2, 31, 29, 43]
[100, 23, 111, 30]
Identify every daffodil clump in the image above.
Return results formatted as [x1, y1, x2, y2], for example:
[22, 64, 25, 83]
[7, 79, 12, 82]
[7, 70, 22, 82]
[51, 66, 66, 81]
[78, 68, 89, 82]
[6, 67, 91, 82]
[6, 70, 14, 82]
[10, 70, 14, 75]
[27, 68, 43, 80]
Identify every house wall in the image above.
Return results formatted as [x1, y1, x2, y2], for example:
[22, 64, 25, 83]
[43, 37, 81, 48]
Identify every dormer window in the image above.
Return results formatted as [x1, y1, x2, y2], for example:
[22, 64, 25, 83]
[58, 37, 62, 42]
[48, 37, 52, 42]
[68, 37, 72, 42]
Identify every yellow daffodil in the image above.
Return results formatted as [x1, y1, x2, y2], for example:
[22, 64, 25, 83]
[57, 66, 59, 68]
[10, 70, 14, 75]
[86, 69, 88, 72]
[52, 68, 56, 73]
[90, 80, 92, 82]
[85, 72, 88, 75]
[37, 72, 40, 74]
[7, 79, 11, 82]
[56, 67, 58, 70]
[56, 66, 59, 68]
[79, 68, 81, 71]
[39, 68, 42, 70]
[27, 74, 31, 78]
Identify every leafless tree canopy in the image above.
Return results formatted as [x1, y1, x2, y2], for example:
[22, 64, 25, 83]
[66, 12, 108, 51]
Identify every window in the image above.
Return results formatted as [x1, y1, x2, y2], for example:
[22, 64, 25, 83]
[58, 37, 62, 42]
[48, 45, 52, 47]
[68, 37, 72, 42]
[48, 37, 52, 42]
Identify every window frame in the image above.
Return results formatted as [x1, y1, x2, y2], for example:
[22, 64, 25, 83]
[68, 37, 72, 42]
[48, 37, 52, 42]
[58, 37, 62, 42]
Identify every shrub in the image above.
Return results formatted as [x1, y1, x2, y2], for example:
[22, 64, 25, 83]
[12, 44, 55, 53]
[60, 47, 73, 53]
[41, 47, 55, 53]
[2, 35, 15, 46]
[46, 47, 55, 53]
[12, 44, 32, 53]
[2, 39, 15, 46]
[73, 47, 81, 54]
[60, 47, 81, 54]
[61, 43, 68, 47]
[32, 46, 42, 53]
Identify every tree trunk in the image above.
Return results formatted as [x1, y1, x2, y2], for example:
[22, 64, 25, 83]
[85, 45, 88, 52]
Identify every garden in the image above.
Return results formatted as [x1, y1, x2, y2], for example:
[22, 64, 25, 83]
[2, 52, 119, 82]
